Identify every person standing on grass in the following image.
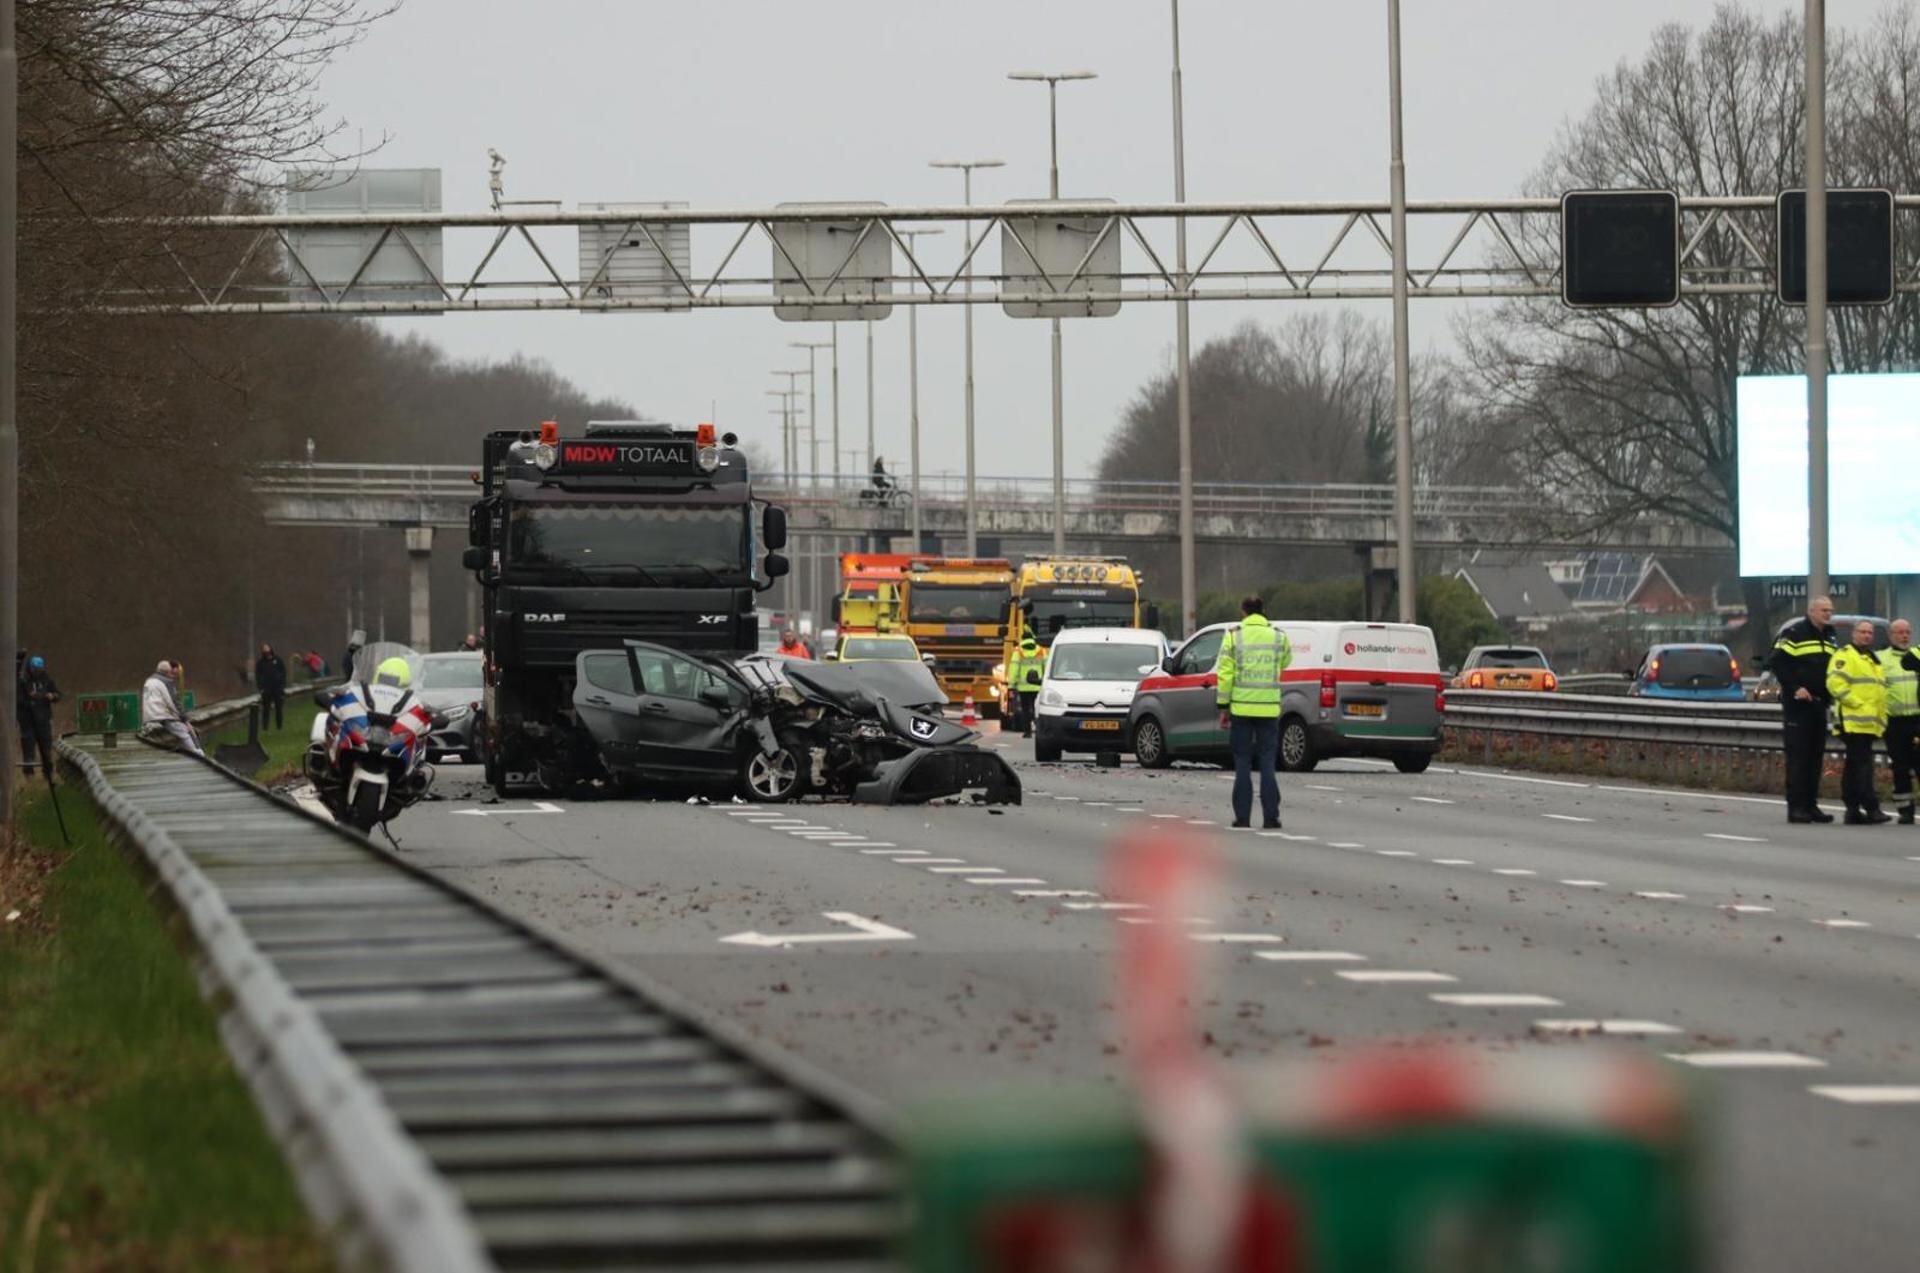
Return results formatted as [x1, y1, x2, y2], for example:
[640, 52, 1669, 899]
[16, 653, 60, 779]
[1216, 594, 1292, 830]
[140, 659, 202, 756]
[1769, 594, 1838, 824]
[254, 643, 287, 730]
[1827, 619, 1890, 826]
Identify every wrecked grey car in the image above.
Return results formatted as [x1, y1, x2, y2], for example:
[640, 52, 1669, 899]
[569, 640, 1021, 805]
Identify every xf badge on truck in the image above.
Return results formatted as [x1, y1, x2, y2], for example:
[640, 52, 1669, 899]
[697, 614, 727, 625]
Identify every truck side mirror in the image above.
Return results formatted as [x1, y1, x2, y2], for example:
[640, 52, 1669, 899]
[764, 552, 790, 580]
[462, 547, 488, 571]
[763, 505, 789, 551]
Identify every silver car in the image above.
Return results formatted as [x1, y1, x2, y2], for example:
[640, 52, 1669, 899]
[415, 652, 485, 762]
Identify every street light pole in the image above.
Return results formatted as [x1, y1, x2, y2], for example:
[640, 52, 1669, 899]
[1804, 0, 1830, 599]
[1169, 0, 1196, 637]
[1010, 69, 1097, 558]
[770, 372, 808, 482]
[790, 340, 829, 490]
[897, 228, 944, 551]
[830, 323, 842, 492]
[930, 157, 1005, 559]
[865, 319, 875, 477]
[1385, 0, 1417, 625]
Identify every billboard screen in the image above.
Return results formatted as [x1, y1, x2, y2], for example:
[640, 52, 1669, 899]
[1736, 373, 1920, 577]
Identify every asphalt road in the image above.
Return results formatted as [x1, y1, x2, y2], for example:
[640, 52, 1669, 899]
[389, 729, 1920, 1271]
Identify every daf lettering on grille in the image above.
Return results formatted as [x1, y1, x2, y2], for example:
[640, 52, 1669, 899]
[522, 613, 567, 622]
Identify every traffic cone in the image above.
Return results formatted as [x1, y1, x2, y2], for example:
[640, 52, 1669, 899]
[961, 693, 978, 726]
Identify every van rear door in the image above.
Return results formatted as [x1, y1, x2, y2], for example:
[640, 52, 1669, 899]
[1332, 625, 1443, 739]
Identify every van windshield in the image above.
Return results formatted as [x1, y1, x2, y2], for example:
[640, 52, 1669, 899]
[1048, 643, 1161, 682]
[1653, 648, 1734, 689]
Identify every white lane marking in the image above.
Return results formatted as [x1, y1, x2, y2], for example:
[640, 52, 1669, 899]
[1115, 807, 1147, 814]
[1305, 784, 1343, 791]
[907, 858, 968, 865]
[789, 831, 845, 838]
[761, 822, 817, 829]
[1492, 868, 1538, 877]
[851, 842, 899, 849]
[1118, 915, 1216, 926]
[1560, 879, 1607, 887]
[1083, 801, 1111, 807]
[1150, 813, 1182, 819]
[1257, 950, 1366, 962]
[1411, 797, 1455, 805]
[1463, 771, 1588, 789]
[1705, 833, 1768, 843]
[1431, 993, 1563, 1007]
[1723, 903, 1774, 913]
[1013, 889, 1099, 898]
[1665, 1051, 1827, 1069]
[968, 877, 1050, 886]
[453, 801, 564, 817]
[1533, 1019, 1683, 1036]
[1188, 933, 1285, 944]
[1377, 850, 1418, 857]
[1063, 901, 1148, 911]
[1055, 796, 1081, 802]
[1907, 857, 1920, 863]
[719, 912, 914, 948]
[1813, 918, 1872, 929]
[1597, 783, 1775, 806]
[927, 866, 990, 873]
[1186, 819, 1218, 826]
[1634, 891, 1687, 900]
[1337, 970, 1459, 984]
[1810, 1086, 1920, 1105]
[1330, 842, 1365, 849]
[1270, 832, 1317, 842]
[828, 841, 872, 847]
[1542, 814, 1594, 823]
[1432, 858, 1476, 866]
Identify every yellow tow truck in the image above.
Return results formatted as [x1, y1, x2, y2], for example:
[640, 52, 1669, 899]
[993, 557, 1154, 715]
[900, 558, 1015, 715]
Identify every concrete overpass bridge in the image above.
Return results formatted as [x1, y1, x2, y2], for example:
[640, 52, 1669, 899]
[250, 463, 1727, 643]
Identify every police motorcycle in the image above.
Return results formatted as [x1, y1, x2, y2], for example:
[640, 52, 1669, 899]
[305, 642, 442, 832]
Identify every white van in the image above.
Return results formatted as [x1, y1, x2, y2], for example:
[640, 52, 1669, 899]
[1125, 620, 1445, 773]
[1031, 627, 1171, 762]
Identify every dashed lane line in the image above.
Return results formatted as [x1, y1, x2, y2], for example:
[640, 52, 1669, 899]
[1432, 858, 1476, 866]
[1561, 879, 1607, 887]
[1723, 903, 1774, 913]
[1813, 919, 1872, 929]
[1634, 891, 1687, 900]
[1810, 1086, 1920, 1105]
[907, 858, 969, 865]
[1430, 993, 1564, 1007]
[1188, 933, 1286, 944]
[926, 866, 989, 874]
[1329, 842, 1365, 849]
[1377, 850, 1418, 857]
[1411, 797, 1455, 805]
[1492, 868, 1539, 877]
[1305, 784, 1343, 792]
[1337, 970, 1458, 984]
[968, 877, 1050, 886]
[1665, 1051, 1828, 1069]
[1705, 833, 1768, 843]
[1012, 889, 1099, 898]
[1541, 813, 1595, 823]
[1063, 901, 1148, 911]
[1256, 950, 1366, 962]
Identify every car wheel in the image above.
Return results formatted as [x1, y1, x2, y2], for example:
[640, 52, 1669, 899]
[1034, 736, 1063, 763]
[1393, 753, 1433, 775]
[1132, 716, 1171, 769]
[740, 745, 801, 803]
[1278, 716, 1317, 773]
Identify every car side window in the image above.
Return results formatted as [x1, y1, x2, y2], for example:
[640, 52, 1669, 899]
[631, 649, 732, 702]
[582, 652, 635, 696]
[1176, 630, 1225, 675]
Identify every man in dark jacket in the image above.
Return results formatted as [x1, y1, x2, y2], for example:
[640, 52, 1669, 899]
[254, 643, 288, 729]
[1768, 595, 1838, 824]
[16, 653, 60, 779]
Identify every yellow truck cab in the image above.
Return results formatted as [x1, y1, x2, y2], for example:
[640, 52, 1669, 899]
[995, 558, 1152, 715]
[901, 558, 1015, 715]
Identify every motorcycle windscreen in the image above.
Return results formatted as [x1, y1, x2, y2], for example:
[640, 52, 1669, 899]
[852, 745, 1022, 806]
[354, 641, 425, 696]
[782, 658, 947, 711]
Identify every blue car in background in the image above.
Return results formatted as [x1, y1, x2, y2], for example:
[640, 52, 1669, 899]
[1629, 643, 1746, 702]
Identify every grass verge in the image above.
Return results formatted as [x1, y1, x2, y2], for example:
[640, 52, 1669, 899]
[200, 703, 319, 786]
[0, 780, 330, 1272]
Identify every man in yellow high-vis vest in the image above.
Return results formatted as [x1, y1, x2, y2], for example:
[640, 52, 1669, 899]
[1215, 594, 1293, 829]
[1827, 618, 1890, 825]
[1882, 618, 1919, 825]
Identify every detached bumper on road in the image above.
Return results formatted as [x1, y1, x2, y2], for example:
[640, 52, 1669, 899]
[853, 745, 1022, 805]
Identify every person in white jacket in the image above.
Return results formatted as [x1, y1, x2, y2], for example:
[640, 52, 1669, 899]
[140, 660, 202, 755]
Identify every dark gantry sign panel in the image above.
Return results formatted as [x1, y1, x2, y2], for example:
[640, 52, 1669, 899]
[1559, 189, 1680, 308]
[1777, 188, 1896, 307]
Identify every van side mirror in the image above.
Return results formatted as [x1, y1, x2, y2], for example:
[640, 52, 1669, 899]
[1162, 655, 1178, 675]
[763, 505, 789, 551]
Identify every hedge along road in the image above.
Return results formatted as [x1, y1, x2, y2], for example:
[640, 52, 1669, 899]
[395, 727, 1920, 1273]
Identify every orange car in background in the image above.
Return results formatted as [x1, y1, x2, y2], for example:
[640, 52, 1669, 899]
[1452, 644, 1558, 691]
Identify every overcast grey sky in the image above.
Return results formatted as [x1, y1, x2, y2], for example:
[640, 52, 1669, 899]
[315, 0, 1760, 478]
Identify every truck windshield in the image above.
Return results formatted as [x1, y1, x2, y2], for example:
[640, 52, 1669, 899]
[508, 504, 747, 575]
[1027, 593, 1136, 636]
[909, 584, 1010, 622]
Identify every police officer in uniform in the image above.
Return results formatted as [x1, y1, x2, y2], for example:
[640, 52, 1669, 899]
[1216, 595, 1293, 829]
[1878, 618, 1917, 825]
[1828, 618, 1891, 825]
[1768, 595, 1838, 824]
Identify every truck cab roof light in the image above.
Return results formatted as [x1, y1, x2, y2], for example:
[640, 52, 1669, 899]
[696, 423, 717, 447]
[539, 420, 559, 445]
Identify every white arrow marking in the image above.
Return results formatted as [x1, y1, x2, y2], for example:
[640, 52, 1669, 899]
[453, 801, 563, 817]
[719, 911, 914, 949]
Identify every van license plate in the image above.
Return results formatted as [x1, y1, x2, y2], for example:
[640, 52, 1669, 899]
[1080, 719, 1121, 731]
[1345, 703, 1385, 717]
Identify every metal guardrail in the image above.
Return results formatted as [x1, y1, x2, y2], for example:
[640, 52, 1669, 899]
[57, 704, 902, 1271]
[1440, 689, 1871, 755]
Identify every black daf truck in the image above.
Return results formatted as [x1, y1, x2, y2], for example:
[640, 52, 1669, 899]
[464, 421, 788, 795]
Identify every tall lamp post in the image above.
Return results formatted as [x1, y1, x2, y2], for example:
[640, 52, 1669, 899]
[770, 371, 808, 482]
[1168, 0, 1197, 637]
[896, 228, 944, 551]
[865, 320, 876, 480]
[1008, 68, 1097, 557]
[1385, 0, 1417, 624]
[1804, 0, 1830, 599]
[790, 339, 830, 491]
[929, 157, 1004, 559]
